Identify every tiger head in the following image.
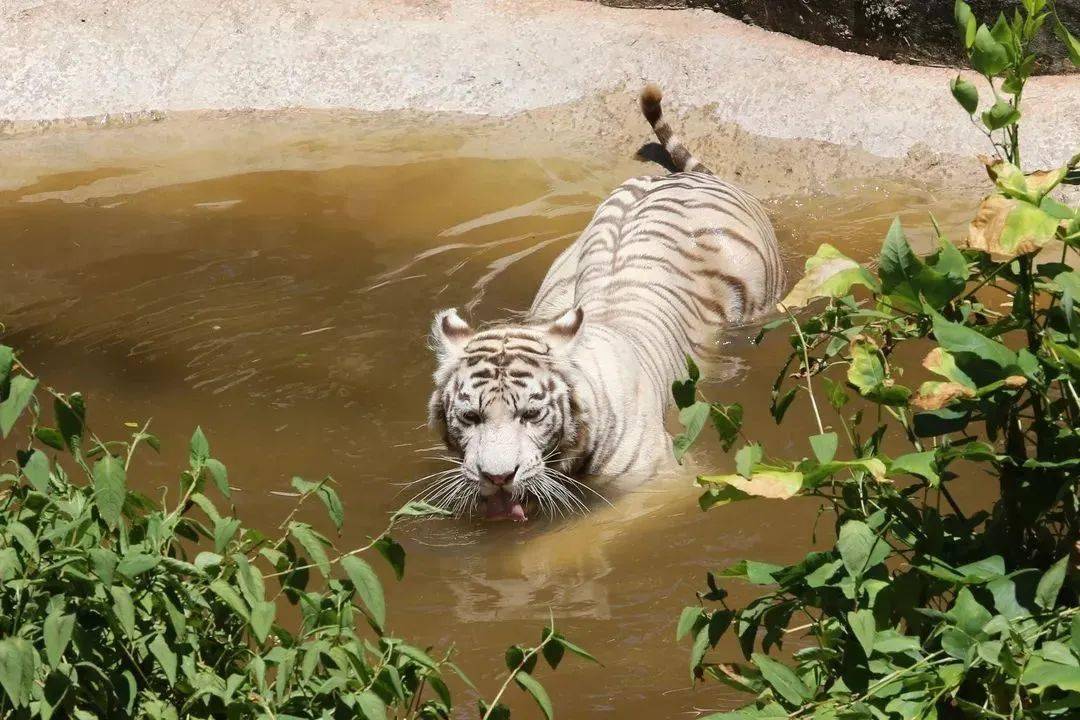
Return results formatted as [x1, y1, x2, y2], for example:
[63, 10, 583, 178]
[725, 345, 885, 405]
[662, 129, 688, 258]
[426, 307, 589, 521]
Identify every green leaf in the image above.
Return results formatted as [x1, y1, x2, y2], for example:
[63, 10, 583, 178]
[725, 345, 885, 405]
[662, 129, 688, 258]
[292, 476, 349, 529]
[677, 607, 703, 642]
[930, 311, 1017, 377]
[805, 559, 842, 588]
[390, 500, 452, 520]
[735, 443, 762, 477]
[719, 559, 785, 585]
[148, 635, 178, 686]
[213, 517, 240, 554]
[710, 403, 743, 452]
[847, 342, 885, 394]
[889, 451, 940, 486]
[673, 401, 710, 463]
[956, 555, 1006, 582]
[209, 580, 250, 621]
[0, 346, 12, 385]
[480, 702, 511, 720]
[92, 454, 127, 529]
[554, 635, 599, 665]
[21, 449, 50, 493]
[34, 426, 65, 450]
[117, 553, 160, 578]
[375, 536, 406, 581]
[233, 554, 265, 605]
[341, 555, 386, 630]
[689, 624, 710, 672]
[0, 375, 38, 437]
[90, 549, 118, 585]
[288, 523, 331, 577]
[950, 75, 979, 113]
[970, 24, 1010, 76]
[778, 244, 879, 309]
[878, 218, 924, 311]
[982, 100, 1021, 130]
[250, 601, 275, 644]
[847, 610, 875, 656]
[542, 634, 565, 670]
[822, 377, 849, 411]
[948, 588, 993, 636]
[837, 520, 890, 578]
[942, 627, 976, 660]
[809, 433, 838, 464]
[673, 357, 699, 409]
[204, 459, 230, 498]
[189, 426, 210, 466]
[54, 393, 85, 452]
[110, 586, 136, 637]
[873, 632, 921, 655]
[1035, 556, 1068, 610]
[955, 1, 976, 47]
[751, 653, 812, 705]
[505, 644, 536, 673]
[356, 691, 388, 720]
[515, 671, 554, 720]
[396, 643, 438, 670]
[43, 610, 75, 666]
[771, 386, 798, 422]
[1023, 657, 1080, 693]
[7, 521, 37, 560]
[0, 637, 36, 708]
[1054, 17, 1080, 67]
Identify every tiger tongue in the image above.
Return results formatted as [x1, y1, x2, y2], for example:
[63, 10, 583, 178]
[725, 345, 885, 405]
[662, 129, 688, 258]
[485, 491, 527, 522]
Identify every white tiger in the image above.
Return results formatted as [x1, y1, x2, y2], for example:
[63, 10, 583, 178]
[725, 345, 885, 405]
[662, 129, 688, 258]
[426, 85, 785, 521]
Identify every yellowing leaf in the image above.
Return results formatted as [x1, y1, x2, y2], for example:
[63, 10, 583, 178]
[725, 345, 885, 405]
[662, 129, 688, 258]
[922, 347, 976, 388]
[980, 155, 1070, 203]
[699, 471, 803, 500]
[1025, 167, 1069, 200]
[964, 195, 1060, 259]
[913, 381, 976, 410]
[777, 244, 878, 310]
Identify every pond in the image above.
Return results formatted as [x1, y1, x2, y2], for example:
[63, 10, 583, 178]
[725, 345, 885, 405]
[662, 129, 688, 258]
[0, 113, 978, 718]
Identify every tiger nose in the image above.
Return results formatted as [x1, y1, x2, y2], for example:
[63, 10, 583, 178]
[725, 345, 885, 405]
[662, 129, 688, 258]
[481, 468, 517, 487]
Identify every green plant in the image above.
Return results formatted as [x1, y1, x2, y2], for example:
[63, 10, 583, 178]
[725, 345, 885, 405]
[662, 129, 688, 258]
[675, 2, 1080, 718]
[0, 343, 594, 718]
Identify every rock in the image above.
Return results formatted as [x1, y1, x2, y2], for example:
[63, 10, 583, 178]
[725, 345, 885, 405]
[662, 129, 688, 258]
[595, 0, 1080, 73]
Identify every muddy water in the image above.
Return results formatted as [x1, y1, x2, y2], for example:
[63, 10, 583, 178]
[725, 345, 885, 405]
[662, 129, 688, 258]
[0, 116, 978, 718]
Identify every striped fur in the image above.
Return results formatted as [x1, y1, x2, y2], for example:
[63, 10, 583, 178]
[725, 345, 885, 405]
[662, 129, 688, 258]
[425, 86, 785, 516]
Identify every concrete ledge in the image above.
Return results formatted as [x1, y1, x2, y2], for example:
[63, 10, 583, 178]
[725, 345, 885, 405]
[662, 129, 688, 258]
[2, 0, 1079, 173]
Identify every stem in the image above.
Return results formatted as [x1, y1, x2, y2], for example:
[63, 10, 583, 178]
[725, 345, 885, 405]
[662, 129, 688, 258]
[782, 305, 824, 435]
[481, 621, 558, 720]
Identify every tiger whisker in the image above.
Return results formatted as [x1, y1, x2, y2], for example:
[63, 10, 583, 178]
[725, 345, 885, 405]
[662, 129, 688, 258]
[544, 466, 613, 508]
[393, 467, 464, 497]
[537, 471, 588, 516]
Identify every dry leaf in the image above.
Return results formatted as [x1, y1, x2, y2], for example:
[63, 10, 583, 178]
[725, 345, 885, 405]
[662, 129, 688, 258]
[912, 381, 976, 411]
[963, 195, 1059, 259]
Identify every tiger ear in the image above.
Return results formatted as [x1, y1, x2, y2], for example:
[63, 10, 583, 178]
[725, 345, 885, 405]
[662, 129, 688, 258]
[546, 307, 584, 350]
[430, 308, 474, 361]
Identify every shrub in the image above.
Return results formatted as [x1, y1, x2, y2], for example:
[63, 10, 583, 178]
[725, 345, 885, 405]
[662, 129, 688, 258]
[0, 344, 594, 718]
[675, 2, 1080, 718]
